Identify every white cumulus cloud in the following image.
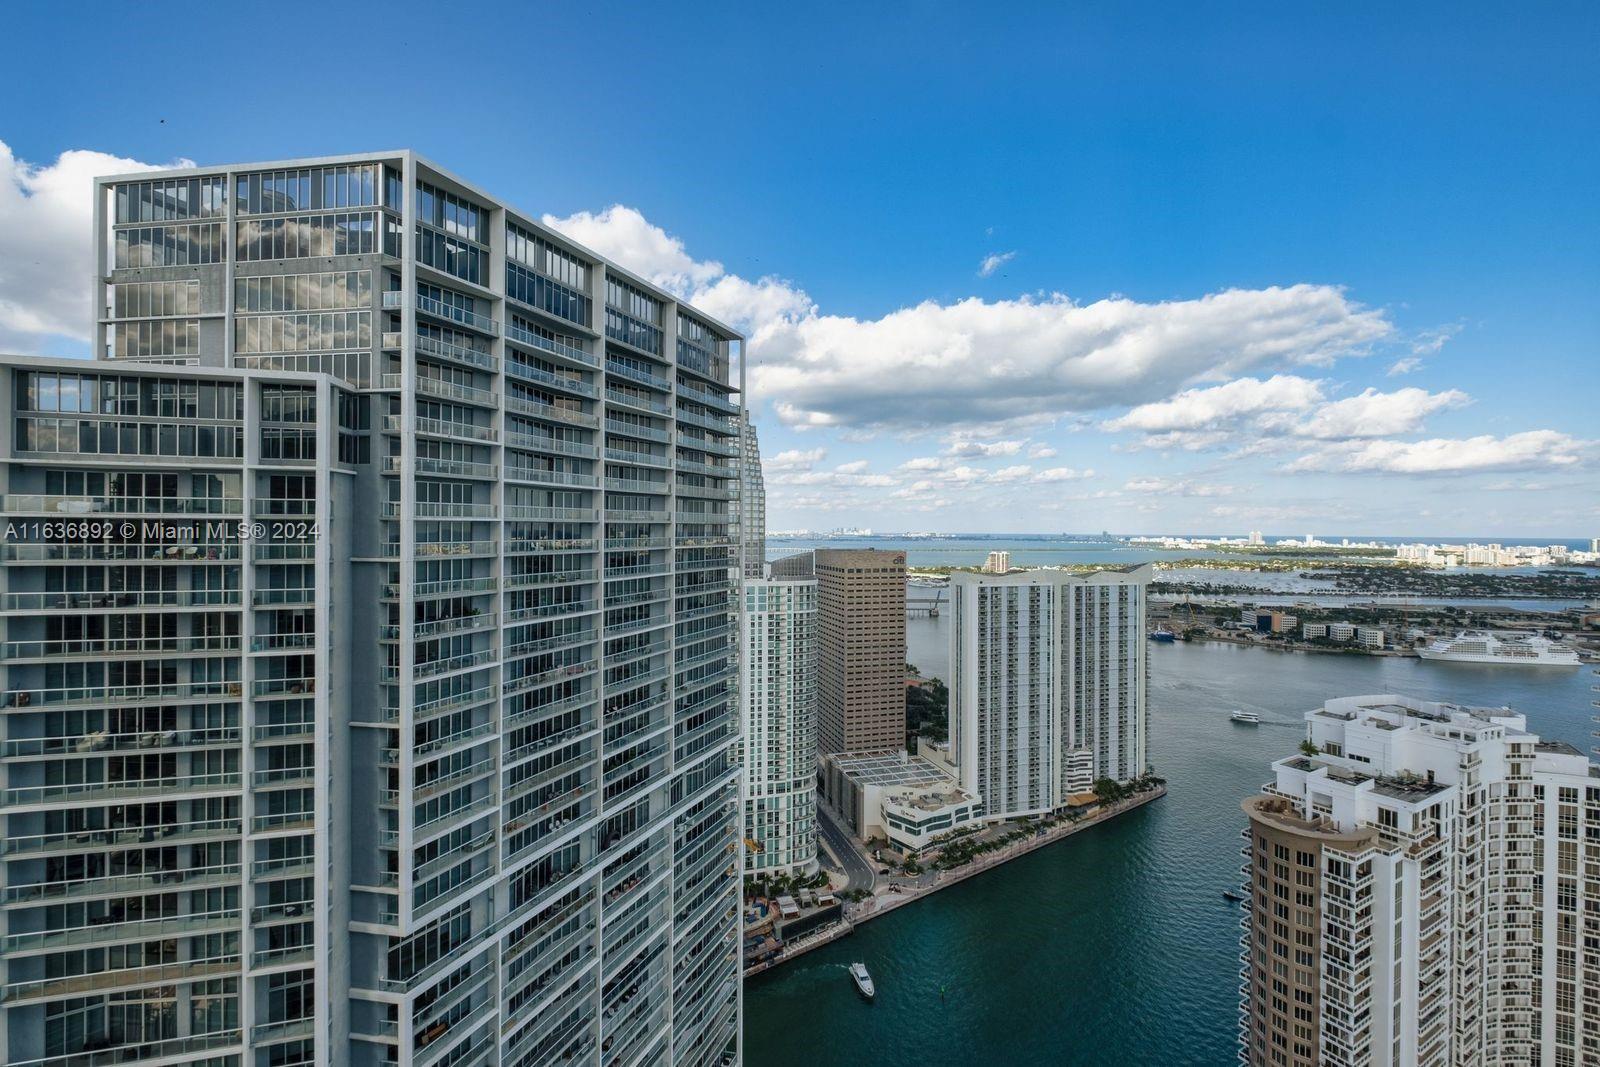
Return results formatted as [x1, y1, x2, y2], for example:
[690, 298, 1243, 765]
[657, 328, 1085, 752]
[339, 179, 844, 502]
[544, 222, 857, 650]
[0, 141, 190, 352]
[764, 448, 826, 472]
[540, 204, 724, 294]
[1108, 375, 1472, 452]
[944, 437, 1024, 458]
[1289, 387, 1470, 440]
[1286, 431, 1592, 475]
[1103, 375, 1326, 434]
[1033, 467, 1094, 483]
[540, 206, 1394, 432]
[1124, 477, 1238, 497]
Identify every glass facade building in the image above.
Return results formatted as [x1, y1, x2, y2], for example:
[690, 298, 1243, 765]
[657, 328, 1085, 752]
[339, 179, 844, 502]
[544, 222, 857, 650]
[732, 415, 763, 580]
[0, 151, 744, 1067]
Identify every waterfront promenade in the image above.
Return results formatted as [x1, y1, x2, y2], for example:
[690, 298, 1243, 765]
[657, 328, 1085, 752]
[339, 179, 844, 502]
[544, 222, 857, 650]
[744, 785, 1167, 977]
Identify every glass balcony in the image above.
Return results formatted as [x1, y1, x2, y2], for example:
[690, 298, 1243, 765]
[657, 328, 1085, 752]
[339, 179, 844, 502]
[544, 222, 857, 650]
[507, 321, 596, 368]
[1, 494, 241, 516]
[507, 358, 597, 397]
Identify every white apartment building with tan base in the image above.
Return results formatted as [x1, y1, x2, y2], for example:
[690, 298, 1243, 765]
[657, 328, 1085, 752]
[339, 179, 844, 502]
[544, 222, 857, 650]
[738, 578, 817, 876]
[1240, 695, 1600, 1067]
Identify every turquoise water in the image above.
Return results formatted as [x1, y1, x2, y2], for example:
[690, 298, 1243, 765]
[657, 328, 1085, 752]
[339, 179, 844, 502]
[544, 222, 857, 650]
[742, 642, 1598, 1066]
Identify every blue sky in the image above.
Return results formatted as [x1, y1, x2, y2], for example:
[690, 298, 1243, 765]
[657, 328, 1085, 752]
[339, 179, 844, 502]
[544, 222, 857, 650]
[1, 2, 1595, 536]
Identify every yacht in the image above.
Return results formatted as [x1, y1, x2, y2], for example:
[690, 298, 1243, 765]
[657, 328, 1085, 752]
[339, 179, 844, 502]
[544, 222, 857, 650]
[1230, 710, 1261, 725]
[1418, 630, 1580, 667]
[1222, 888, 1246, 903]
[1147, 626, 1177, 643]
[849, 962, 875, 1001]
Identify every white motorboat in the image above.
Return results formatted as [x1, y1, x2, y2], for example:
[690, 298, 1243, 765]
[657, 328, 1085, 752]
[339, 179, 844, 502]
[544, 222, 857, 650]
[848, 962, 875, 1000]
[1230, 710, 1261, 725]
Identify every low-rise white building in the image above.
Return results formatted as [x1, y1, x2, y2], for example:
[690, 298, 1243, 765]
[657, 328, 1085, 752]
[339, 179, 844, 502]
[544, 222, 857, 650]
[1356, 625, 1386, 649]
[818, 751, 984, 855]
[1302, 622, 1330, 639]
[1329, 621, 1357, 641]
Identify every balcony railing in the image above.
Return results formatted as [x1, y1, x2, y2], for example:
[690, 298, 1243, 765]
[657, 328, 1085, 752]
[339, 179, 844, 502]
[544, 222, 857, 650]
[415, 333, 498, 372]
[507, 358, 597, 397]
[2, 494, 241, 516]
[507, 322, 596, 367]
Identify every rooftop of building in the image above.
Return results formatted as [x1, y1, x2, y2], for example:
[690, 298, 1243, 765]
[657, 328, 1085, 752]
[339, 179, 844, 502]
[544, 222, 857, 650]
[950, 562, 1154, 587]
[1242, 795, 1380, 848]
[881, 782, 980, 814]
[97, 149, 744, 341]
[1313, 694, 1525, 737]
[1279, 754, 1452, 801]
[824, 751, 952, 788]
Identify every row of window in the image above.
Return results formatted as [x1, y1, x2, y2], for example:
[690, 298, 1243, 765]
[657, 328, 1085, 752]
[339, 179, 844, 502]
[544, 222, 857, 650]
[111, 319, 200, 360]
[507, 263, 590, 328]
[16, 417, 245, 459]
[236, 271, 370, 313]
[605, 308, 663, 356]
[112, 280, 201, 319]
[416, 182, 485, 244]
[234, 311, 371, 355]
[606, 278, 661, 325]
[417, 226, 485, 286]
[236, 214, 378, 261]
[235, 165, 380, 216]
[18, 372, 243, 419]
[235, 352, 371, 389]
[507, 223, 590, 289]
[261, 386, 318, 424]
[114, 223, 225, 268]
[112, 177, 228, 224]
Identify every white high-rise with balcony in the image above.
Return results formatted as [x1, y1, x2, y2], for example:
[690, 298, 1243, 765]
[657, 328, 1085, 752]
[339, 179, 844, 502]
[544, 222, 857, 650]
[948, 566, 1150, 821]
[1240, 695, 1600, 1067]
[0, 151, 745, 1067]
[738, 578, 818, 876]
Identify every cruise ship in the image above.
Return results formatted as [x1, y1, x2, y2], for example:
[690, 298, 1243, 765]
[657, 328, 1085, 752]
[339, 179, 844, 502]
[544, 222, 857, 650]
[1418, 630, 1581, 667]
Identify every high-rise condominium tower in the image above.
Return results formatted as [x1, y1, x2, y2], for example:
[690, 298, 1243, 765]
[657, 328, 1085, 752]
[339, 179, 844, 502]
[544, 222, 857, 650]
[734, 414, 764, 579]
[738, 578, 818, 875]
[1240, 695, 1600, 1067]
[0, 152, 745, 1067]
[949, 567, 1150, 820]
[795, 549, 906, 756]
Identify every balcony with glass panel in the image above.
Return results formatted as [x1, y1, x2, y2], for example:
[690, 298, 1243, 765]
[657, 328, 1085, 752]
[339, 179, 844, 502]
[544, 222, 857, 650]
[675, 382, 739, 415]
[407, 332, 498, 372]
[604, 418, 671, 446]
[604, 445, 671, 469]
[1, 493, 243, 517]
[506, 393, 598, 430]
[506, 321, 597, 370]
[385, 413, 498, 445]
[675, 408, 736, 437]
[384, 291, 500, 337]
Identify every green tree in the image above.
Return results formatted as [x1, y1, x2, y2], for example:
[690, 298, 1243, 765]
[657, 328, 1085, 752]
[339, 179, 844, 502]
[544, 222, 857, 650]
[1092, 777, 1128, 805]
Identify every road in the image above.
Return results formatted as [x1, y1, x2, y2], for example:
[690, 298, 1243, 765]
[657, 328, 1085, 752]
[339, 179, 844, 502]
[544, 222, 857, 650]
[816, 803, 876, 894]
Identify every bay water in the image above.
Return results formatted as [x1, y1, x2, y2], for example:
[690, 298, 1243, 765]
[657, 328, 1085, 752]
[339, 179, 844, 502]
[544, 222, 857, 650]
[743, 638, 1597, 1065]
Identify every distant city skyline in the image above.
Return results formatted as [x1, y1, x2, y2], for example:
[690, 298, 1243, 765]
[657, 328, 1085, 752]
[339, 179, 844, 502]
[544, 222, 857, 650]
[0, 4, 1595, 537]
